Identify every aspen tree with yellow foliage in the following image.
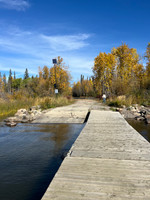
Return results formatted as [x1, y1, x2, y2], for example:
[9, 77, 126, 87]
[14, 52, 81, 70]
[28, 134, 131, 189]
[93, 52, 116, 96]
[50, 56, 72, 95]
[92, 43, 149, 105]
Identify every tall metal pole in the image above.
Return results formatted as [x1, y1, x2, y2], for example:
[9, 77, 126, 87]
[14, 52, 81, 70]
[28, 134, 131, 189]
[54, 63, 57, 89]
[52, 59, 58, 97]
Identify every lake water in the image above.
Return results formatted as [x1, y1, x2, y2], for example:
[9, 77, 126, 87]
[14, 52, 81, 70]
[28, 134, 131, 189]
[0, 123, 84, 200]
[127, 119, 150, 142]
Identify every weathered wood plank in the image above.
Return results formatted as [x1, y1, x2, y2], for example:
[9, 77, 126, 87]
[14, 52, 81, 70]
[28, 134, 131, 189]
[42, 110, 150, 200]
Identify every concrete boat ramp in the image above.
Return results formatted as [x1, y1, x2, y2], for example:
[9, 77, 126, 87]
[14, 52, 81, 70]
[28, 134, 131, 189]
[42, 107, 150, 199]
[33, 99, 109, 124]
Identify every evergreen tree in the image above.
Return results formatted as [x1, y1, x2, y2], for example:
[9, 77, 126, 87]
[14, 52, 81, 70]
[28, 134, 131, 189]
[3, 74, 6, 86]
[14, 71, 16, 80]
[24, 68, 29, 79]
[0, 72, 2, 91]
[8, 69, 12, 93]
[81, 74, 84, 83]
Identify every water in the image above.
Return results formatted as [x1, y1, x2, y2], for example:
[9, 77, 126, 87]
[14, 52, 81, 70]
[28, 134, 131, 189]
[0, 123, 84, 200]
[127, 119, 150, 142]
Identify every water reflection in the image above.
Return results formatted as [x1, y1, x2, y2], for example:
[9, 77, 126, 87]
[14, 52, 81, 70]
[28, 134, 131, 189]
[0, 123, 84, 200]
[127, 119, 150, 142]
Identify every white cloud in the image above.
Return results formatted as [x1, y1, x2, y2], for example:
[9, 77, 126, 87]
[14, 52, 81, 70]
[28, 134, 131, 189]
[0, 27, 90, 56]
[41, 34, 90, 51]
[0, 0, 30, 11]
[0, 25, 93, 80]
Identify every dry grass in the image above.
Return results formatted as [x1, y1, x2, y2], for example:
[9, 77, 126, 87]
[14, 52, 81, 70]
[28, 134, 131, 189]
[39, 96, 75, 110]
[0, 96, 75, 121]
[0, 98, 35, 121]
[107, 93, 150, 107]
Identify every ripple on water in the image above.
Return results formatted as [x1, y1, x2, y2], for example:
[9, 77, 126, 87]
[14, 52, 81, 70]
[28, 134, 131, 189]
[0, 123, 84, 200]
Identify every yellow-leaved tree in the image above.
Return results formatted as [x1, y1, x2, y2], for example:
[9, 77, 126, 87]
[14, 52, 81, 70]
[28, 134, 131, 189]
[93, 52, 116, 96]
[111, 43, 140, 94]
[145, 43, 150, 77]
[112, 44, 139, 79]
[50, 56, 72, 95]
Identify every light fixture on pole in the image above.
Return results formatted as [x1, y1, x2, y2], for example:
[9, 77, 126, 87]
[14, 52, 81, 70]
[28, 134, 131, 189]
[52, 59, 58, 94]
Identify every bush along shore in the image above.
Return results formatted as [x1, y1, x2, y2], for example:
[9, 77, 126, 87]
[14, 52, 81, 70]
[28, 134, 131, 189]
[3, 96, 74, 127]
[114, 104, 150, 124]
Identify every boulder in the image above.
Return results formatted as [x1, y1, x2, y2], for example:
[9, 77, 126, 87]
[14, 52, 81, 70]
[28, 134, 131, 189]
[15, 109, 27, 116]
[4, 117, 19, 122]
[135, 116, 145, 121]
[133, 112, 141, 117]
[21, 119, 29, 123]
[145, 115, 150, 124]
[140, 110, 147, 117]
[5, 122, 17, 127]
[120, 109, 135, 119]
[4, 105, 42, 126]
[130, 107, 137, 112]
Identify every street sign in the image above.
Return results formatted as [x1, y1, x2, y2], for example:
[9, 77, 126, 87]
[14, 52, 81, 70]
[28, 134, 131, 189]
[55, 89, 58, 94]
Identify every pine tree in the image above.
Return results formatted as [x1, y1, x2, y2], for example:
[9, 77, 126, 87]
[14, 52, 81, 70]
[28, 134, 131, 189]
[14, 71, 16, 80]
[3, 74, 6, 86]
[8, 69, 12, 93]
[0, 72, 2, 92]
[24, 68, 29, 79]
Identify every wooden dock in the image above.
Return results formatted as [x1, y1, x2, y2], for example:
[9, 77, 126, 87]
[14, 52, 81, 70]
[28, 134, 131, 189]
[42, 110, 150, 200]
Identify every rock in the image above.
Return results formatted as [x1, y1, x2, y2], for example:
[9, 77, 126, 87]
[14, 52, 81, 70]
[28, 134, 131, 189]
[30, 113, 35, 117]
[22, 114, 30, 120]
[130, 107, 137, 112]
[4, 105, 43, 125]
[5, 122, 17, 127]
[145, 115, 150, 124]
[29, 105, 41, 112]
[116, 108, 123, 112]
[140, 110, 147, 117]
[133, 112, 141, 117]
[21, 119, 29, 123]
[4, 117, 19, 122]
[29, 106, 36, 112]
[15, 109, 27, 116]
[33, 110, 38, 115]
[120, 109, 135, 119]
[135, 116, 145, 121]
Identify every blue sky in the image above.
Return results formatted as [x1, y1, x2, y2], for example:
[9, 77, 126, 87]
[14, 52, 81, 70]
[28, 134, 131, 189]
[0, 0, 150, 82]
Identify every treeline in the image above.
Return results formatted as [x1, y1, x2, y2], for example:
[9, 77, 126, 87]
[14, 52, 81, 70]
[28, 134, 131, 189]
[72, 75, 94, 97]
[0, 56, 71, 99]
[73, 43, 150, 105]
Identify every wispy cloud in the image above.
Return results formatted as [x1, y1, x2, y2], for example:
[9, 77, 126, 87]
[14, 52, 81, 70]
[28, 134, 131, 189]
[41, 34, 90, 51]
[0, 26, 90, 55]
[0, 25, 93, 79]
[0, 0, 30, 11]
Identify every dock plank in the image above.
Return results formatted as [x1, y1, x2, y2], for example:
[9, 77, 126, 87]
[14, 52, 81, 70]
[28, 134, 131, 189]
[42, 110, 150, 200]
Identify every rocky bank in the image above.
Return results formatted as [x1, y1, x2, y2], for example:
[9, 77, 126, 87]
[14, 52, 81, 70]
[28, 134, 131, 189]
[4, 106, 42, 126]
[116, 104, 150, 124]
